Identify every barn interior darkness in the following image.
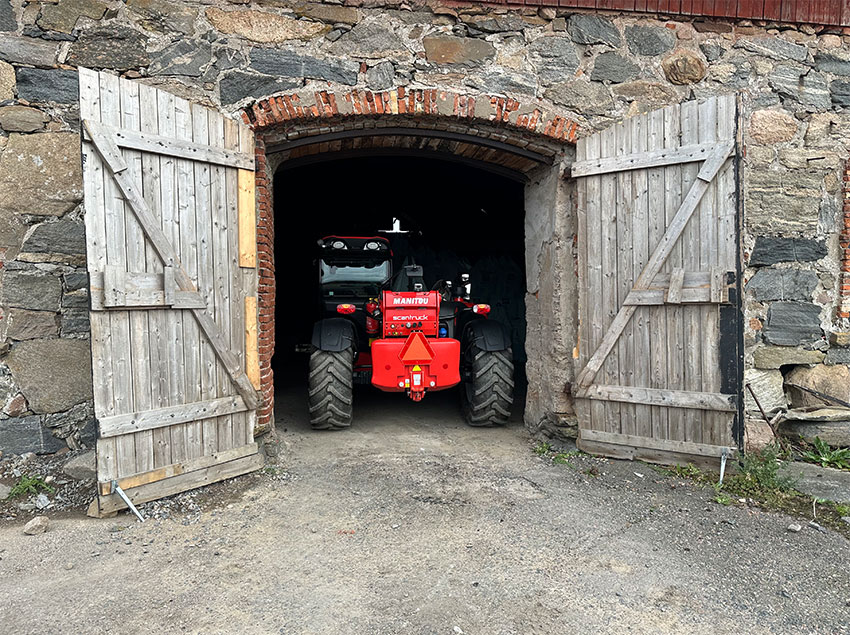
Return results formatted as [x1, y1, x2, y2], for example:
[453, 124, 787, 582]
[272, 155, 527, 408]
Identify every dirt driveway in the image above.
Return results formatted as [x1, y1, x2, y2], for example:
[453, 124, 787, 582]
[1, 386, 849, 634]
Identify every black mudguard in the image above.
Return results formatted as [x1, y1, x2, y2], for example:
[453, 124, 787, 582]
[311, 318, 356, 352]
[463, 319, 511, 352]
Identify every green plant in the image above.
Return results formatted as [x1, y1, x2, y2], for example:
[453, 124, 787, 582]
[724, 444, 795, 499]
[534, 442, 552, 456]
[712, 483, 732, 506]
[9, 474, 54, 499]
[800, 437, 850, 470]
[552, 450, 580, 465]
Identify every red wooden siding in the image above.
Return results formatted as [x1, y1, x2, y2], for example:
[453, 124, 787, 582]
[472, 1, 850, 27]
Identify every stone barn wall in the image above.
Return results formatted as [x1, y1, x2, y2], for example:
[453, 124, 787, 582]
[1, 0, 850, 453]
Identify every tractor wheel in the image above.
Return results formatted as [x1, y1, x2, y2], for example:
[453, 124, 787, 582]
[308, 347, 354, 430]
[462, 345, 514, 426]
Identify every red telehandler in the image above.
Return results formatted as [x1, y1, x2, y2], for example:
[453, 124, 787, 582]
[308, 235, 514, 429]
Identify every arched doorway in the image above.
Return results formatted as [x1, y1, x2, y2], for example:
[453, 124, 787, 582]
[242, 86, 580, 434]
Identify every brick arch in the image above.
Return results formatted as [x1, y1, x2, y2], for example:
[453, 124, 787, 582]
[240, 86, 581, 144]
[243, 86, 579, 434]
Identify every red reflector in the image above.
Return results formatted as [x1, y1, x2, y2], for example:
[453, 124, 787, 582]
[336, 303, 356, 315]
[399, 332, 434, 363]
[472, 304, 490, 315]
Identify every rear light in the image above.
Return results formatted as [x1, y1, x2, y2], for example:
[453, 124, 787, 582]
[365, 301, 378, 313]
[472, 304, 490, 315]
[336, 303, 356, 315]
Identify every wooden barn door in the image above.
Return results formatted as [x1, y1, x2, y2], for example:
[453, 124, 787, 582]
[79, 69, 263, 516]
[573, 95, 741, 467]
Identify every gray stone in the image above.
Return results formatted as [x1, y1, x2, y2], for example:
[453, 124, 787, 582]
[61, 289, 88, 309]
[0, 415, 64, 455]
[590, 52, 638, 84]
[0, 36, 58, 67]
[249, 49, 359, 85]
[0, 0, 14, 32]
[423, 35, 495, 67]
[753, 346, 825, 369]
[786, 364, 850, 408]
[0, 483, 10, 500]
[6, 339, 93, 414]
[21, 26, 77, 42]
[21, 218, 86, 255]
[464, 14, 528, 34]
[1, 271, 62, 311]
[662, 50, 707, 85]
[23, 516, 49, 535]
[769, 65, 831, 111]
[60, 308, 90, 335]
[37, 0, 107, 34]
[63, 449, 95, 480]
[0, 133, 82, 216]
[567, 14, 620, 46]
[746, 269, 818, 301]
[625, 25, 675, 56]
[763, 301, 823, 346]
[63, 272, 89, 291]
[826, 348, 850, 365]
[15, 68, 79, 104]
[0, 106, 49, 133]
[126, 0, 196, 34]
[470, 70, 536, 97]
[329, 22, 408, 60]
[746, 173, 821, 233]
[325, 29, 343, 42]
[219, 71, 302, 105]
[366, 61, 394, 91]
[529, 36, 579, 85]
[743, 368, 786, 414]
[611, 80, 678, 110]
[149, 40, 212, 77]
[735, 37, 808, 63]
[830, 80, 850, 107]
[699, 41, 726, 62]
[206, 8, 327, 43]
[544, 79, 613, 116]
[67, 26, 150, 71]
[749, 237, 827, 266]
[780, 461, 850, 504]
[5, 309, 60, 341]
[815, 52, 850, 76]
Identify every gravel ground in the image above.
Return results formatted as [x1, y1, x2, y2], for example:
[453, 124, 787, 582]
[0, 385, 848, 634]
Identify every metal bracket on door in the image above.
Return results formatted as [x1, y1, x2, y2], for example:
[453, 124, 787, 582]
[111, 481, 145, 522]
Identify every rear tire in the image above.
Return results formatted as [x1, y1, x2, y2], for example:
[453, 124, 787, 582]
[462, 345, 514, 426]
[308, 347, 354, 430]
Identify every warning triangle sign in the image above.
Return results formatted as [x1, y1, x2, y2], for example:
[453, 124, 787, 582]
[399, 332, 434, 364]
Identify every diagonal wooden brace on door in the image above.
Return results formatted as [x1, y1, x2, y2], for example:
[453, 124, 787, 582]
[83, 119, 260, 411]
[574, 140, 734, 395]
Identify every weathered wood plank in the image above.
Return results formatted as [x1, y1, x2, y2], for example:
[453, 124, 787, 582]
[581, 384, 737, 411]
[96, 122, 255, 169]
[665, 267, 685, 304]
[95, 452, 264, 515]
[100, 72, 136, 479]
[99, 396, 247, 437]
[97, 443, 257, 496]
[570, 141, 718, 177]
[138, 81, 170, 469]
[624, 288, 712, 305]
[580, 428, 736, 457]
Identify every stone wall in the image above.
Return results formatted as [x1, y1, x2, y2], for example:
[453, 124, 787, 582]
[2, 0, 850, 451]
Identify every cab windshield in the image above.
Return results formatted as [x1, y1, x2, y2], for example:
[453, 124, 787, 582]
[320, 259, 391, 285]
